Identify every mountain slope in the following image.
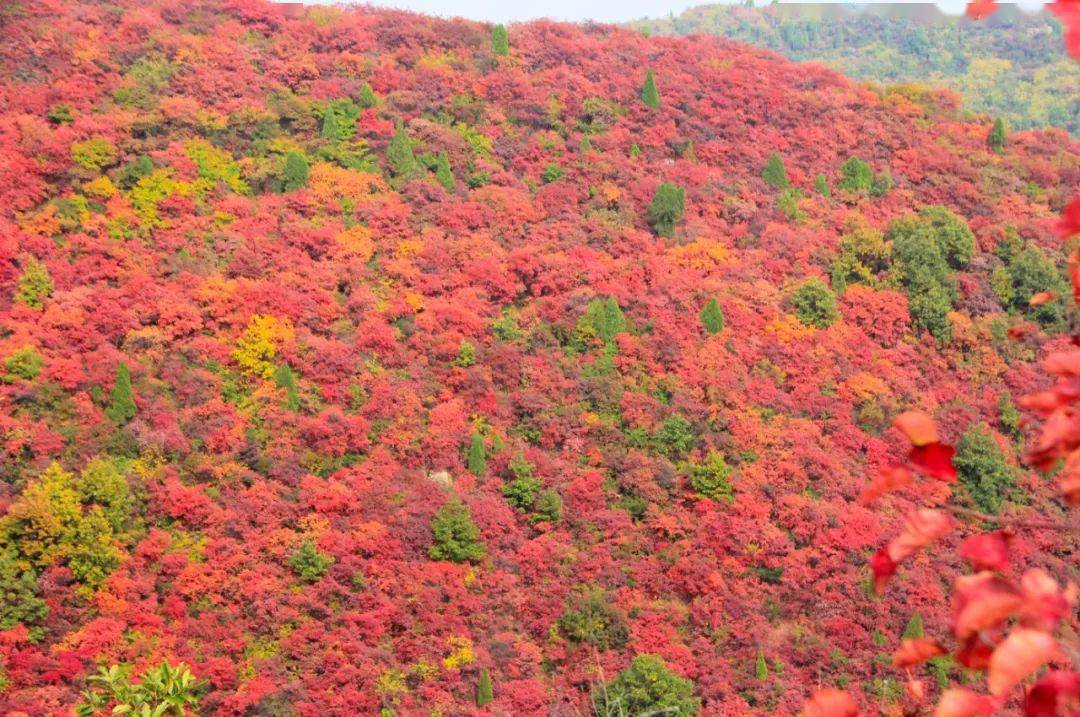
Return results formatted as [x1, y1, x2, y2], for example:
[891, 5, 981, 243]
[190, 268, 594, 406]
[0, 0, 1076, 714]
[632, 2, 1079, 136]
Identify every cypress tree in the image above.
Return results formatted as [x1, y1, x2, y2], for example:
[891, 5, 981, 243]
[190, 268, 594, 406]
[762, 151, 790, 189]
[105, 363, 136, 424]
[699, 297, 725, 334]
[467, 431, 487, 476]
[814, 172, 830, 196]
[491, 24, 509, 56]
[434, 152, 455, 191]
[274, 364, 300, 411]
[386, 124, 418, 178]
[429, 499, 486, 563]
[321, 105, 341, 140]
[281, 152, 309, 192]
[645, 182, 685, 237]
[989, 117, 1006, 153]
[641, 69, 660, 109]
[476, 668, 494, 706]
[902, 612, 925, 639]
[755, 651, 769, 681]
[357, 82, 378, 109]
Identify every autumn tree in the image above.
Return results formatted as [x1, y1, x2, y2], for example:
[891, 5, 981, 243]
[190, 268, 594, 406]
[646, 182, 685, 237]
[14, 258, 53, 309]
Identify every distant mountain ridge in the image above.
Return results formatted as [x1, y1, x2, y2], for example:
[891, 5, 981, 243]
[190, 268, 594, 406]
[631, 2, 1079, 135]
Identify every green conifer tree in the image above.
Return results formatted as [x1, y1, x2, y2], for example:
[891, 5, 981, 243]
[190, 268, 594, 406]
[434, 152, 455, 191]
[105, 363, 136, 425]
[814, 173, 831, 196]
[357, 82, 378, 109]
[646, 182, 685, 237]
[467, 431, 487, 476]
[762, 151, 790, 189]
[491, 24, 509, 56]
[429, 499, 486, 563]
[902, 612, 925, 639]
[699, 297, 725, 334]
[989, 117, 1006, 153]
[281, 152, 309, 192]
[274, 364, 300, 411]
[641, 69, 661, 109]
[476, 667, 494, 706]
[755, 651, 769, 681]
[386, 124, 418, 179]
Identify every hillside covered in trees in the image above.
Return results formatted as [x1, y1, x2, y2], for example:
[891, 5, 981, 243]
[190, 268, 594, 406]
[0, 0, 1077, 714]
[633, 3, 1080, 137]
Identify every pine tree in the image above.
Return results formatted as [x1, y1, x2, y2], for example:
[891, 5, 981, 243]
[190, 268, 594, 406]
[105, 363, 136, 424]
[755, 651, 769, 681]
[491, 24, 509, 56]
[281, 152, 309, 192]
[467, 431, 486, 476]
[357, 82, 378, 109]
[274, 364, 300, 411]
[699, 297, 725, 334]
[646, 182, 685, 237]
[989, 117, 1006, 153]
[641, 69, 660, 109]
[814, 172, 831, 196]
[761, 151, 789, 189]
[429, 499, 486, 563]
[902, 612, 925, 639]
[476, 668, 494, 706]
[386, 124, 418, 179]
[434, 152, 455, 191]
[321, 106, 341, 140]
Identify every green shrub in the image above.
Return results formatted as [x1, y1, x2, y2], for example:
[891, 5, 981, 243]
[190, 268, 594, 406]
[575, 297, 627, 347]
[646, 182, 685, 237]
[434, 151, 455, 191]
[953, 423, 1017, 514]
[430, 499, 486, 563]
[593, 654, 699, 717]
[762, 151, 790, 189]
[281, 152, 309, 192]
[657, 415, 695, 458]
[689, 452, 734, 502]
[77, 662, 202, 717]
[289, 539, 333, 582]
[559, 587, 628, 650]
[837, 156, 873, 193]
[790, 278, 839, 328]
[71, 137, 117, 172]
[467, 432, 487, 476]
[3, 345, 43, 382]
[699, 297, 725, 334]
[14, 258, 53, 309]
[532, 489, 562, 523]
[541, 163, 565, 183]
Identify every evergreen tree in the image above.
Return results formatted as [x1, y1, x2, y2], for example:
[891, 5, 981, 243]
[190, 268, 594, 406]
[492, 24, 509, 56]
[467, 432, 486, 476]
[105, 363, 136, 425]
[357, 82, 378, 109]
[476, 668, 494, 706]
[699, 297, 725, 334]
[755, 651, 769, 680]
[814, 172, 831, 196]
[386, 124, 418, 178]
[289, 539, 332, 582]
[954, 423, 1018, 514]
[789, 278, 839, 328]
[646, 182, 685, 237]
[434, 152, 455, 191]
[429, 499, 486, 563]
[989, 117, 1006, 153]
[837, 156, 873, 193]
[593, 654, 699, 717]
[274, 364, 300, 411]
[902, 612, 925, 639]
[321, 106, 341, 140]
[281, 152, 309, 192]
[761, 151, 790, 189]
[531, 489, 562, 523]
[629, 143, 642, 158]
[641, 69, 661, 109]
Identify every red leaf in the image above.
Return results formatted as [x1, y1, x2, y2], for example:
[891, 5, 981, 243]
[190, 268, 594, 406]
[955, 633, 997, 670]
[1025, 671, 1080, 717]
[909, 442, 957, 482]
[1028, 291, 1059, 307]
[893, 638, 946, 668]
[988, 629, 1060, 696]
[953, 572, 1024, 639]
[886, 509, 954, 563]
[804, 688, 860, 717]
[958, 531, 1010, 572]
[1044, 349, 1080, 377]
[894, 410, 939, 446]
[1019, 568, 1077, 633]
[934, 689, 1002, 717]
[870, 548, 897, 595]
[1057, 196, 1080, 239]
[858, 465, 912, 505]
[965, 0, 1000, 20]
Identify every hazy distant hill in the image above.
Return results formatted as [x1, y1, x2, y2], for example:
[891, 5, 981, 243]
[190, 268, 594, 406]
[632, 3, 1079, 135]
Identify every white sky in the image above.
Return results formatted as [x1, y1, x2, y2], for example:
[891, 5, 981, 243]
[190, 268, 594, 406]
[304, 0, 1051, 23]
